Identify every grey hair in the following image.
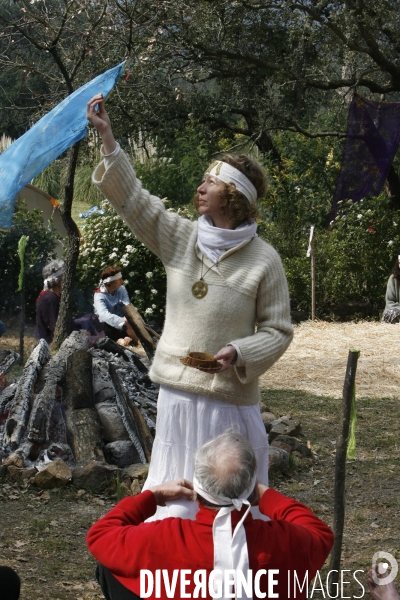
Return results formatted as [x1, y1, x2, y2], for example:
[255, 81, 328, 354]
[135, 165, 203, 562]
[42, 259, 64, 289]
[194, 431, 257, 502]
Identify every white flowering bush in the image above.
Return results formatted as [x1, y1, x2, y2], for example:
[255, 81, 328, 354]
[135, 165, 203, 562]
[319, 195, 400, 313]
[76, 200, 193, 320]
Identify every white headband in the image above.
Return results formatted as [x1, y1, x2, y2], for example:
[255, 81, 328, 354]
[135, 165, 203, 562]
[43, 267, 64, 290]
[193, 473, 257, 600]
[101, 272, 122, 285]
[206, 161, 258, 204]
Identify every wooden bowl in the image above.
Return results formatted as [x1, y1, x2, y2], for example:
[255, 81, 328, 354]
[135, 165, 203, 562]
[180, 351, 219, 370]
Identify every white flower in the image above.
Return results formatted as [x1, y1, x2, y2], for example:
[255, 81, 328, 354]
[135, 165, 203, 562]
[135, 290, 140, 294]
[388, 240, 394, 246]
[145, 308, 153, 314]
[357, 214, 362, 219]
[146, 272, 153, 278]
[159, 309, 164, 313]
[151, 288, 157, 294]
[113, 247, 119, 251]
[295, 186, 301, 193]
[109, 252, 117, 259]
[129, 272, 135, 277]
[124, 280, 129, 284]
[367, 209, 372, 213]
[394, 222, 398, 227]
[152, 304, 156, 309]
[126, 245, 133, 252]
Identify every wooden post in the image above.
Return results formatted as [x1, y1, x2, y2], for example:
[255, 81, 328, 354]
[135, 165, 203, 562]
[306, 226, 316, 320]
[329, 349, 360, 592]
[19, 274, 25, 365]
[311, 240, 316, 321]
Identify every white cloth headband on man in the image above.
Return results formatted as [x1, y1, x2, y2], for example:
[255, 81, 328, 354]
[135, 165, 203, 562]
[206, 161, 258, 204]
[193, 473, 257, 600]
[100, 272, 122, 285]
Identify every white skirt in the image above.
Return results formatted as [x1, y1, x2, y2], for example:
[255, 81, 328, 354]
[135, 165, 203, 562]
[142, 385, 270, 521]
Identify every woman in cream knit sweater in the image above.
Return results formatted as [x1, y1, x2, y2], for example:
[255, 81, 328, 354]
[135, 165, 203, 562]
[87, 95, 293, 519]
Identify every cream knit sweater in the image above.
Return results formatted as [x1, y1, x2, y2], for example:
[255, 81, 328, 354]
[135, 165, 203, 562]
[93, 150, 293, 406]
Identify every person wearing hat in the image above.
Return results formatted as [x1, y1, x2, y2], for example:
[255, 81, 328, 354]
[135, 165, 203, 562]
[87, 432, 333, 600]
[86, 94, 293, 520]
[35, 259, 64, 344]
[94, 265, 139, 346]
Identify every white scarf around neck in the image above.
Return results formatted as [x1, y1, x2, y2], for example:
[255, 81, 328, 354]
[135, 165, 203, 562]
[197, 215, 257, 263]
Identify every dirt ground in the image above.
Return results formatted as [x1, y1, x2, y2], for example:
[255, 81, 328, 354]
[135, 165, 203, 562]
[1, 319, 399, 599]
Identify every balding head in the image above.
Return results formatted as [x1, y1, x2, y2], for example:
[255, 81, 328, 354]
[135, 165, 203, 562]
[194, 432, 257, 503]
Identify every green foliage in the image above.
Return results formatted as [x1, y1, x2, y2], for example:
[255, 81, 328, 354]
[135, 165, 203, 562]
[32, 159, 65, 201]
[76, 201, 193, 322]
[260, 133, 400, 317]
[134, 120, 216, 207]
[320, 196, 400, 310]
[0, 201, 59, 318]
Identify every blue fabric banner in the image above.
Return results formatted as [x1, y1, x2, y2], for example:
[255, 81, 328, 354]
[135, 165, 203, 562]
[0, 60, 125, 228]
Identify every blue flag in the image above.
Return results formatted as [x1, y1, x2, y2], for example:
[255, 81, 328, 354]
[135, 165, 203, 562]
[0, 60, 125, 228]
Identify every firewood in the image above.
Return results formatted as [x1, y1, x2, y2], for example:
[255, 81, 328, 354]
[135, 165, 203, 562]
[4, 339, 51, 450]
[0, 349, 20, 377]
[123, 304, 156, 361]
[64, 408, 104, 463]
[109, 363, 153, 463]
[27, 331, 90, 444]
[63, 350, 94, 410]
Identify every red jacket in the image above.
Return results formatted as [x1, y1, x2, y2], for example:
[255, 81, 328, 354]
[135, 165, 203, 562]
[87, 488, 333, 599]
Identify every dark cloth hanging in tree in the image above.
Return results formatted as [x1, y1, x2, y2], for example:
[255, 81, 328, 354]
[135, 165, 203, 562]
[330, 94, 400, 222]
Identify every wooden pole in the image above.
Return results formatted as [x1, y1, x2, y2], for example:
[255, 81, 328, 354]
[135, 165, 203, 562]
[19, 273, 25, 365]
[307, 226, 316, 320]
[311, 239, 316, 321]
[329, 349, 360, 592]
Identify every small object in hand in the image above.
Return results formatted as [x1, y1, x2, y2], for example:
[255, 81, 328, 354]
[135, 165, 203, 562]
[180, 352, 220, 372]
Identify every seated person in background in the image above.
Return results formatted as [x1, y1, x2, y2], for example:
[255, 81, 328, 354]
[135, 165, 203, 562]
[35, 259, 64, 344]
[382, 256, 400, 323]
[94, 265, 139, 346]
[87, 431, 333, 600]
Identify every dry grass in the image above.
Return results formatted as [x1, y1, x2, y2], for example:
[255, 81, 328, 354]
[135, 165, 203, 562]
[261, 320, 400, 399]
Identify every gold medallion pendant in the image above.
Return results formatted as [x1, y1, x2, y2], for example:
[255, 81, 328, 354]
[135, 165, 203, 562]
[192, 280, 208, 299]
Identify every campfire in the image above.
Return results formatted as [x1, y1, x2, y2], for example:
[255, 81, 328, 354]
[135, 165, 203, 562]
[0, 331, 159, 490]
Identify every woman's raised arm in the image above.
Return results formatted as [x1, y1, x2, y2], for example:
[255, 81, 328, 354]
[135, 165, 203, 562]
[86, 94, 117, 155]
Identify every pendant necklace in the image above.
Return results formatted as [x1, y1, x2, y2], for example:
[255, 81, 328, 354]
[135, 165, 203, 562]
[192, 256, 219, 299]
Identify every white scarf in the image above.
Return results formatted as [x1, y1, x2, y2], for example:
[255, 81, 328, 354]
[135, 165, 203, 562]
[193, 474, 256, 600]
[197, 215, 258, 264]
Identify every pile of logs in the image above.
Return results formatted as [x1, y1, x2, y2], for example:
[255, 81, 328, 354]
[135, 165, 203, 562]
[0, 331, 159, 489]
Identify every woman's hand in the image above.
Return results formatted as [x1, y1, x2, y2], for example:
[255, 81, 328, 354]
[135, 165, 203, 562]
[214, 345, 237, 372]
[86, 94, 117, 154]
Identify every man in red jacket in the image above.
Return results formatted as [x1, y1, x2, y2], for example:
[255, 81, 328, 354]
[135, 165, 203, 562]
[87, 432, 333, 600]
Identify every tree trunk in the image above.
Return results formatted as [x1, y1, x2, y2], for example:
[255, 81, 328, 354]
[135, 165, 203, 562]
[52, 142, 81, 350]
[28, 331, 90, 444]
